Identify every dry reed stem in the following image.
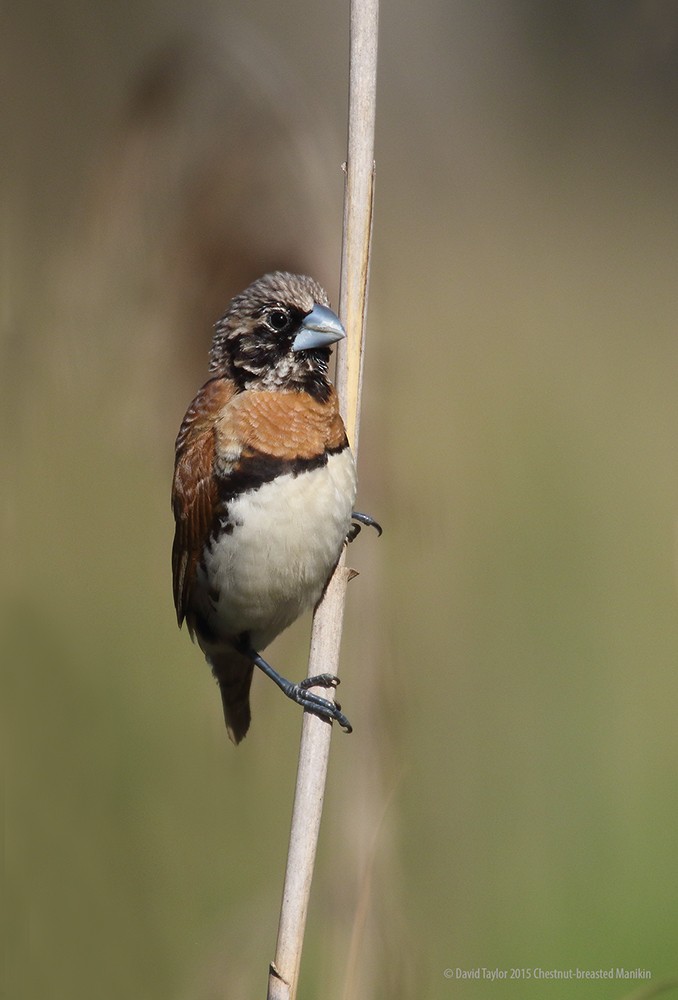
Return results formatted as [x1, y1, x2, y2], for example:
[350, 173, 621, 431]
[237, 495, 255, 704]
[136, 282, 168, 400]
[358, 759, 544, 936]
[266, 1, 378, 998]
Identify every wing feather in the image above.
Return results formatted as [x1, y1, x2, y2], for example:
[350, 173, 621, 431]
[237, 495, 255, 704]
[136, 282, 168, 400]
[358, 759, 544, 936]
[171, 378, 235, 629]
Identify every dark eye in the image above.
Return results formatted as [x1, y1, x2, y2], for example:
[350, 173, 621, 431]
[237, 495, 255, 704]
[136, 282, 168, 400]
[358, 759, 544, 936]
[267, 309, 291, 332]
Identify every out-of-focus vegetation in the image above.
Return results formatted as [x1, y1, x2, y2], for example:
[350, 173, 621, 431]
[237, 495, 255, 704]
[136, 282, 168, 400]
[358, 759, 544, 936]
[4, 3, 678, 999]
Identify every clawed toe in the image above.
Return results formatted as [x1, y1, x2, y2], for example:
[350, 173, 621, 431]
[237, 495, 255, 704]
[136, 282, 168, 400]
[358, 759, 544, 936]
[348, 510, 383, 543]
[300, 672, 340, 690]
[293, 683, 352, 732]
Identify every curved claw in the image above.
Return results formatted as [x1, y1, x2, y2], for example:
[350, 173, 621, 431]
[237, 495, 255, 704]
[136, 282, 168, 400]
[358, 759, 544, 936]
[348, 510, 383, 543]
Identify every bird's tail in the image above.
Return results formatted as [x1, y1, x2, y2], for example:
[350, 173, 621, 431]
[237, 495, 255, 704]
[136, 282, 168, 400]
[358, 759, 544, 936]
[209, 650, 254, 745]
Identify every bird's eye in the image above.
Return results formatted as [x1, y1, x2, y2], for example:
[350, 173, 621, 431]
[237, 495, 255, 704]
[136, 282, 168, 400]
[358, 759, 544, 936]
[267, 309, 291, 332]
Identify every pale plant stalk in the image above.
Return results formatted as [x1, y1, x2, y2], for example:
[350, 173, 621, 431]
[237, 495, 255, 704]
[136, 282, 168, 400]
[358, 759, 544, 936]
[266, 1, 378, 998]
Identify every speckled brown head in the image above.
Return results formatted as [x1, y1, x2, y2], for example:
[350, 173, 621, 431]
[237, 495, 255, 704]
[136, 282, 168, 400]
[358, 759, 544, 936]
[208, 272, 344, 402]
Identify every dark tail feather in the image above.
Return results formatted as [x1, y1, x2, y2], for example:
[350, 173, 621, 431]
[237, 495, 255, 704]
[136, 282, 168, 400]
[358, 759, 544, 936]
[209, 651, 254, 745]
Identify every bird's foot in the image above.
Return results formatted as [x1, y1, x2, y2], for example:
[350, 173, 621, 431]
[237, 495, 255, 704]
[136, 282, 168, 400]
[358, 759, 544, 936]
[293, 675, 352, 733]
[347, 510, 383, 543]
[250, 652, 352, 733]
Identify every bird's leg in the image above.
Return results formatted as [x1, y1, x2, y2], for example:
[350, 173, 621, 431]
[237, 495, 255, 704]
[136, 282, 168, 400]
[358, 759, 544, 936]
[244, 646, 353, 733]
[347, 510, 383, 543]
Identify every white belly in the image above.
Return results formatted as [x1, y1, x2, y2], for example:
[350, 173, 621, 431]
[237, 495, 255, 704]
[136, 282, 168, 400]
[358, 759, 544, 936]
[199, 449, 356, 651]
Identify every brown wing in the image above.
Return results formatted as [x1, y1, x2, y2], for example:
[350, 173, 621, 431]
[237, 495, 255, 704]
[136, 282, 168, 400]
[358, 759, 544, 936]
[171, 378, 236, 630]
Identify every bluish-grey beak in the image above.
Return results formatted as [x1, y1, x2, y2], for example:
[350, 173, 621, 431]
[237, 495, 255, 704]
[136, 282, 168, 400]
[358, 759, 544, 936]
[292, 303, 346, 352]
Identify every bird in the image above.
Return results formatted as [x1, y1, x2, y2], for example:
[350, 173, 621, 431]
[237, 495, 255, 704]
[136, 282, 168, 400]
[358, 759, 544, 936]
[171, 271, 380, 744]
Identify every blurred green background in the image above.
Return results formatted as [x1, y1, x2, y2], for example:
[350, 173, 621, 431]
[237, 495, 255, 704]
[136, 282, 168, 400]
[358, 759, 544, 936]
[4, 3, 678, 998]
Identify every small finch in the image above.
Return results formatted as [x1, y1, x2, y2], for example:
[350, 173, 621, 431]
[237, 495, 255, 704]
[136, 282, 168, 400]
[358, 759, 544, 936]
[171, 272, 379, 743]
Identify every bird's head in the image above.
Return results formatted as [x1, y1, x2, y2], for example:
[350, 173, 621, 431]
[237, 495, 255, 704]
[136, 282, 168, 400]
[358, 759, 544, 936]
[209, 272, 345, 400]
